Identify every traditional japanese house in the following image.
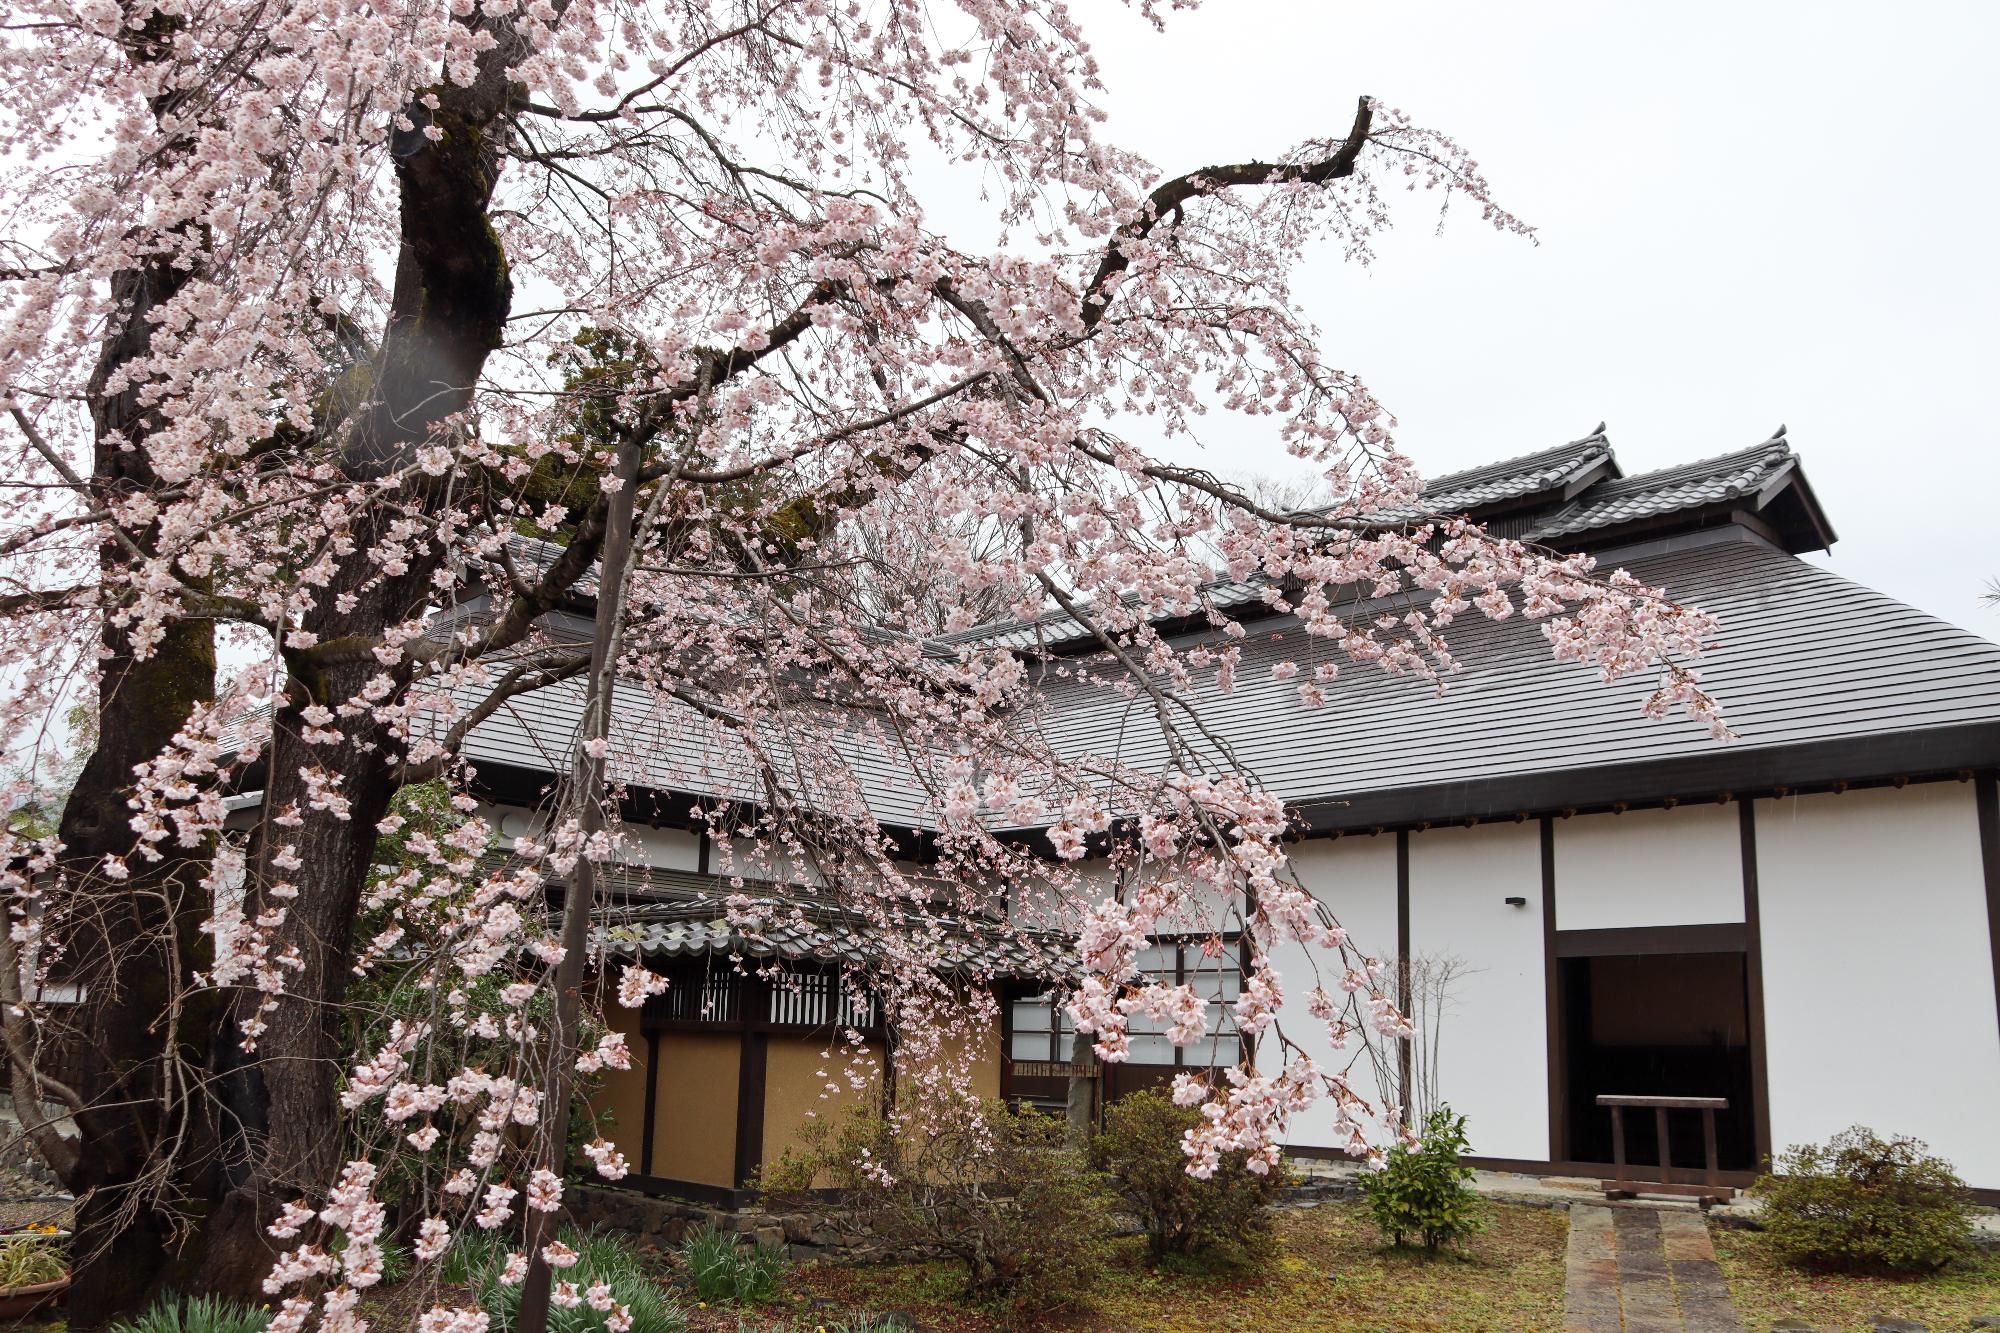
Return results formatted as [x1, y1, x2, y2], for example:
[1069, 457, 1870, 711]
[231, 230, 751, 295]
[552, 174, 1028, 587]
[464, 426, 2000, 1197]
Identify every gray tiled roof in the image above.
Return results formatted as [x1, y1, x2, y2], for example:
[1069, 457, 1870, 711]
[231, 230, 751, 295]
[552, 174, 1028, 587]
[456, 665, 944, 825]
[500, 534, 600, 598]
[1528, 435, 1795, 543]
[933, 433, 1618, 654]
[1416, 432, 1615, 513]
[592, 883, 1074, 979]
[932, 574, 1277, 654]
[469, 528, 2000, 840]
[1015, 526, 2000, 827]
[434, 434, 1992, 835]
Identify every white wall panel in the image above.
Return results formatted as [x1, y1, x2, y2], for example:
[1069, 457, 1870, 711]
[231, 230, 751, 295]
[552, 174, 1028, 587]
[1408, 821, 1548, 1160]
[1755, 784, 2000, 1187]
[625, 824, 703, 871]
[1006, 858, 1110, 931]
[1554, 804, 1743, 931]
[479, 803, 704, 873]
[1005, 857, 1245, 935]
[1263, 834, 1401, 1149]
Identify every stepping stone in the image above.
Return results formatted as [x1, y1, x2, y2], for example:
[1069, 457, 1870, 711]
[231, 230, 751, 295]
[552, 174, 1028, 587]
[1970, 1320, 2000, 1330]
[1657, 1211, 1744, 1333]
[1564, 1203, 1750, 1332]
[1868, 1319, 1928, 1332]
[1563, 1206, 1624, 1332]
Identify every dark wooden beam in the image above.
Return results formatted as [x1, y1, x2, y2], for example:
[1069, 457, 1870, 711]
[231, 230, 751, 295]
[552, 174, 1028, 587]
[1396, 829, 1411, 1122]
[1289, 723, 2000, 839]
[614, 1174, 759, 1210]
[640, 1030, 660, 1177]
[1552, 923, 1748, 958]
[1541, 817, 1565, 1162]
[1977, 773, 2000, 1051]
[733, 1028, 769, 1191]
[1739, 800, 1774, 1170]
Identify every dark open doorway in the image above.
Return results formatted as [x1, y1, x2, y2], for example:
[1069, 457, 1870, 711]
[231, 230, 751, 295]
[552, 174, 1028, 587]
[1560, 947, 1756, 1172]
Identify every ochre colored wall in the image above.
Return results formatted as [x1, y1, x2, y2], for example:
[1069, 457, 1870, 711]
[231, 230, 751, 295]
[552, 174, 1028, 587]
[586, 1004, 652, 1173]
[650, 1032, 741, 1188]
[966, 1002, 1001, 1100]
[761, 1036, 884, 1186]
[582, 991, 1005, 1190]
[892, 989, 1001, 1102]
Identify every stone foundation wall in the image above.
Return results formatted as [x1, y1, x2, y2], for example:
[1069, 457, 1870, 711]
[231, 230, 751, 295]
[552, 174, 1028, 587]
[573, 1169, 1354, 1265]
[567, 1185, 875, 1263]
[0, 1103, 73, 1190]
[1278, 1175, 1357, 1207]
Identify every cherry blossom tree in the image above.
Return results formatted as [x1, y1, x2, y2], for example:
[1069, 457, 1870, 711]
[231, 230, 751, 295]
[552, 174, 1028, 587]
[0, 0, 1731, 1327]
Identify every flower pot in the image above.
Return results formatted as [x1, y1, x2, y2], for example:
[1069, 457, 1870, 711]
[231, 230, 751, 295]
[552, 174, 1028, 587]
[0, 1276, 68, 1319]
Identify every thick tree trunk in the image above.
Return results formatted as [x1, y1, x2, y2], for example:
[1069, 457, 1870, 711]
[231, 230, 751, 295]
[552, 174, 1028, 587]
[55, 257, 220, 1329]
[193, 660, 410, 1296]
[56, 618, 217, 1328]
[194, 41, 518, 1297]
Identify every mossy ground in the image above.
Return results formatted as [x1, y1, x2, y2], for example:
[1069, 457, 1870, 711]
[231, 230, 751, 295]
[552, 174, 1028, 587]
[1711, 1223, 2000, 1332]
[711, 1199, 1568, 1331]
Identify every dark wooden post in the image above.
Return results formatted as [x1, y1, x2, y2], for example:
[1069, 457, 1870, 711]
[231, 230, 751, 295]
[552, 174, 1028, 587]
[1701, 1105, 1721, 1189]
[1609, 1105, 1628, 1186]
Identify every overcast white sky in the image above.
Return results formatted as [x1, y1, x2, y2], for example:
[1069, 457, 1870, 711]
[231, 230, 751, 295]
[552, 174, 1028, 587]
[1062, 0, 1999, 639]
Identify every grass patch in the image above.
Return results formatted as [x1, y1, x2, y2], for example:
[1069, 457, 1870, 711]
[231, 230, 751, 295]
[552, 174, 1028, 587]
[1712, 1223, 2000, 1332]
[777, 1200, 1567, 1332]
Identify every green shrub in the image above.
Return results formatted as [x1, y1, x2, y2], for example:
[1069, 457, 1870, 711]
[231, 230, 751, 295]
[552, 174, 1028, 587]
[1358, 1104, 1484, 1252]
[439, 1227, 512, 1288]
[450, 1226, 684, 1333]
[1091, 1088, 1285, 1264]
[330, 1234, 411, 1287]
[107, 1294, 272, 1333]
[0, 1232, 66, 1291]
[766, 1100, 1116, 1313]
[677, 1222, 786, 1304]
[1754, 1125, 1974, 1273]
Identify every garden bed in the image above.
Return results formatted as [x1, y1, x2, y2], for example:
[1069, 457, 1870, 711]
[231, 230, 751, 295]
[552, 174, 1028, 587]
[1711, 1222, 2000, 1332]
[714, 1199, 1568, 1332]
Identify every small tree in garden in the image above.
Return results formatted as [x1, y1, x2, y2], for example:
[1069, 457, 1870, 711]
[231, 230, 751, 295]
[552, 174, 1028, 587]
[766, 1100, 1116, 1313]
[1358, 1105, 1484, 1253]
[1362, 950, 1472, 1129]
[0, 0, 1739, 1323]
[1092, 1088, 1285, 1265]
[1755, 1126, 1974, 1274]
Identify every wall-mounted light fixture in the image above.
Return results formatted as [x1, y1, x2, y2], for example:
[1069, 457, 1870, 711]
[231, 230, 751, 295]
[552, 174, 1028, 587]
[1504, 896, 1528, 908]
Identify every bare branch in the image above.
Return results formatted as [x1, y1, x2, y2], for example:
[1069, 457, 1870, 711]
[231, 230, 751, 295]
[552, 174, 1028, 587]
[1080, 95, 1376, 331]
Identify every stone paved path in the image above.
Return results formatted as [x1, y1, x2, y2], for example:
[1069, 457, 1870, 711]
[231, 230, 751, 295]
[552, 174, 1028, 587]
[1565, 1204, 1743, 1332]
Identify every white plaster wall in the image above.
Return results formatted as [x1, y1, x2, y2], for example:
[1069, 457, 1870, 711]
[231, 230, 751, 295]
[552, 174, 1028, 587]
[1006, 857, 1109, 931]
[1755, 784, 2000, 1187]
[1004, 857, 1244, 934]
[712, 839, 821, 885]
[1554, 804, 1744, 931]
[623, 824, 703, 872]
[1408, 821, 1548, 1161]
[480, 802, 704, 873]
[1263, 834, 1401, 1149]
[479, 801, 543, 843]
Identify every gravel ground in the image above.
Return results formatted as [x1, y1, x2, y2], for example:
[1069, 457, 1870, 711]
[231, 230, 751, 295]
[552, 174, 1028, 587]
[0, 1165, 71, 1232]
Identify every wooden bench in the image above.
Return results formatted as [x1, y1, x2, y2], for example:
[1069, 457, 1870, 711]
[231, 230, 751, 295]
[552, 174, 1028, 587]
[1595, 1093, 1735, 1205]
